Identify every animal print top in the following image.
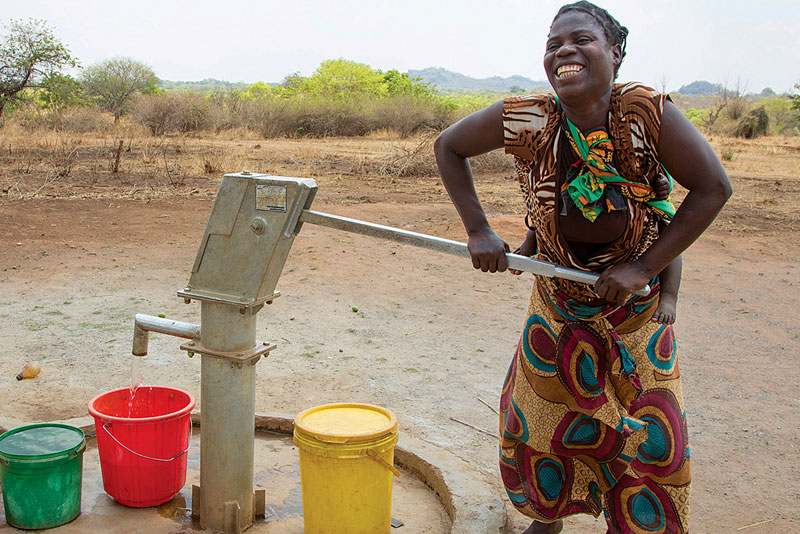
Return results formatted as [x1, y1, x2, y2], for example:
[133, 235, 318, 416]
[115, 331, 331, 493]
[503, 83, 670, 302]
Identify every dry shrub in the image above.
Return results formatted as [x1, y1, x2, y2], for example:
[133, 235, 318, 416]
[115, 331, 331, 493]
[208, 126, 261, 141]
[131, 95, 172, 136]
[378, 134, 437, 177]
[471, 149, 514, 172]
[197, 147, 245, 176]
[30, 134, 82, 195]
[28, 108, 114, 133]
[378, 134, 513, 178]
[369, 95, 454, 137]
[170, 93, 210, 133]
[131, 93, 210, 135]
[723, 95, 749, 122]
[0, 121, 31, 147]
[199, 93, 456, 138]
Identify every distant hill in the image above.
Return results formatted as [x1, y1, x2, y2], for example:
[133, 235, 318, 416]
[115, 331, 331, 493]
[159, 78, 255, 92]
[676, 80, 721, 96]
[409, 67, 549, 93]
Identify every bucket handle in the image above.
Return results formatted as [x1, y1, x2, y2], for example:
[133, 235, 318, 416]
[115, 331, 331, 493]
[366, 448, 401, 477]
[102, 423, 189, 463]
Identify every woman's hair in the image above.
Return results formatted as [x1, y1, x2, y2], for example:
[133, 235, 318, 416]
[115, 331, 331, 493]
[553, 1, 629, 79]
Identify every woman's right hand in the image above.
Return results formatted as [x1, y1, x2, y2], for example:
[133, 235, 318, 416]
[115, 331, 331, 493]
[467, 226, 509, 272]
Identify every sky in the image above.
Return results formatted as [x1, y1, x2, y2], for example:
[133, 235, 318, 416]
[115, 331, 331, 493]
[5, 0, 800, 94]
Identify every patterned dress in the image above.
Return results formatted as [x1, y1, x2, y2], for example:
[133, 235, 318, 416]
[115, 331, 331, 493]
[499, 83, 690, 533]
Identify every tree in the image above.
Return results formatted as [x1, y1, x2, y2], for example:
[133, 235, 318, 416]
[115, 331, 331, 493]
[279, 72, 307, 97]
[381, 69, 435, 98]
[304, 59, 385, 98]
[243, 81, 274, 100]
[37, 73, 84, 110]
[0, 18, 76, 117]
[791, 82, 800, 112]
[81, 57, 158, 123]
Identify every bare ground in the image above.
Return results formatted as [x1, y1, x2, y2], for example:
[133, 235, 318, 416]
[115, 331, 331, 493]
[0, 134, 799, 533]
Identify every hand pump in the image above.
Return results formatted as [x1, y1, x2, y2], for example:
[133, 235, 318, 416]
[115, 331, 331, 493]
[131, 172, 649, 533]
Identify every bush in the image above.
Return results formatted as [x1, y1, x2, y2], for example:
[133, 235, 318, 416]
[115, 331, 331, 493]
[0, 102, 113, 133]
[131, 93, 210, 135]
[48, 108, 114, 133]
[734, 107, 768, 139]
[195, 92, 456, 138]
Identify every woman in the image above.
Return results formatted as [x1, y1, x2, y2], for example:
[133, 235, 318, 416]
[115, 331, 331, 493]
[434, 2, 731, 533]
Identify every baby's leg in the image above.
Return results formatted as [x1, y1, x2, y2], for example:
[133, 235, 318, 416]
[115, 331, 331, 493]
[653, 255, 682, 324]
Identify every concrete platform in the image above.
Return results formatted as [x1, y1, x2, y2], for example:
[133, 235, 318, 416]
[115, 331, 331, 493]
[0, 414, 507, 533]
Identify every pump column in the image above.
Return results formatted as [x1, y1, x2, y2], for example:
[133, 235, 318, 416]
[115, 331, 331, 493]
[198, 301, 257, 532]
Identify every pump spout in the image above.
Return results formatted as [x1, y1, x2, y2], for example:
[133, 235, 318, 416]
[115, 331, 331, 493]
[132, 313, 201, 356]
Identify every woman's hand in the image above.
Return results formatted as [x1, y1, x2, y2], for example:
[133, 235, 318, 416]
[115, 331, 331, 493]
[467, 226, 509, 272]
[509, 229, 538, 275]
[594, 261, 652, 305]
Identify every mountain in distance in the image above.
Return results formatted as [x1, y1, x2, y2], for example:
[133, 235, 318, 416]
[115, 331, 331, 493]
[675, 80, 722, 95]
[409, 67, 550, 93]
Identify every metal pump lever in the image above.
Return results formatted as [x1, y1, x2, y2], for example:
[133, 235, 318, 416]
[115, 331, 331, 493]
[298, 210, 651, 297]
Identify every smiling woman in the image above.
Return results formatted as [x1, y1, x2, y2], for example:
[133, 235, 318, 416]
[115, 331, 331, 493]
[434, 1, 731, 534]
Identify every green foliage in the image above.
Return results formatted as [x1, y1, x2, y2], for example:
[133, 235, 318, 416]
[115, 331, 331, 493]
[36, 73, 84, 110]
[267, 60, 437, 101]
[791, 83, 800, 111]
[761, 97, 798, 133]
[279, 72, 306, 97]
[81, 56, 159, 122]
[0, 18, 76, 116]
[381, 69, 435, 98]
[243, 81, 274, 100]
[303, 58, 386, 98]
[684, 107, 710, 129]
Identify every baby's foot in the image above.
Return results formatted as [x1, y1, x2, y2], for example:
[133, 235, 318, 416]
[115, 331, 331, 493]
[652, 294, 676, 324]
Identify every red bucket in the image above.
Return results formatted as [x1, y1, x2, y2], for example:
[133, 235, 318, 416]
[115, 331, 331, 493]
[88, 386, 195, 507]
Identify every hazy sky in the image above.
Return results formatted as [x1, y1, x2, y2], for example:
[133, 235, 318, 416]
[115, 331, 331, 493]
[6, 0, 800, 93]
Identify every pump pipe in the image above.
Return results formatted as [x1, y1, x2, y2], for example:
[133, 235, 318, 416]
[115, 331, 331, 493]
[132, 313, 200, 356]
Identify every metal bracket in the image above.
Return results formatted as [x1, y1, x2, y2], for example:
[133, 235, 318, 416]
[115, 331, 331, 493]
[254, 489, 266, 519]
[178, 289, 280, 308]
[191, 487, 265, 524]
[180, 340, 276, 363]
[191, 485, 201, 519]
[224, 501, 242, 534]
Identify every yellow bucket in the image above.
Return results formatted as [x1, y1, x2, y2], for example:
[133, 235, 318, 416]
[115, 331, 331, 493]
[293, 403, 399, 534]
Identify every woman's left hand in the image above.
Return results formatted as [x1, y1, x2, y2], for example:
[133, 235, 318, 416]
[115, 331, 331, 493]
[593, 261, 652, 305]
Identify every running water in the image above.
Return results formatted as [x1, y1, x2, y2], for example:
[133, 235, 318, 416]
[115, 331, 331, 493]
[128, 356, 146, 417]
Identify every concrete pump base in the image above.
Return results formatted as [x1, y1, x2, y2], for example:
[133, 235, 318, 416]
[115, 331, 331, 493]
[0, 413, 506, 534]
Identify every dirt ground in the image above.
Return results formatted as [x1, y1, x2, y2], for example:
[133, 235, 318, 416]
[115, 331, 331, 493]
[0, 133, 799, 533]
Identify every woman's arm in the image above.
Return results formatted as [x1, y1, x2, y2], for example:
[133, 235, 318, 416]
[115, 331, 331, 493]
[594, 100, 733, 303]
[434, 100, 509, 272]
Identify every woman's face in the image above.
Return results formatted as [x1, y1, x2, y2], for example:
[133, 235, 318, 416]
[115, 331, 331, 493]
[544, 10, 621, 104]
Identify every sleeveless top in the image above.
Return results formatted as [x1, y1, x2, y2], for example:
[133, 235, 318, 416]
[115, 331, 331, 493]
[503, 83, 671, 302]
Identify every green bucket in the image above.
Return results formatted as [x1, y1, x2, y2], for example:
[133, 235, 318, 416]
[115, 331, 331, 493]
[0, 423, 86, 530]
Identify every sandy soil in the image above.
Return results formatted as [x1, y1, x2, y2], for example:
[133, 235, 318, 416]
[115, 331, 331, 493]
[0, 136, 799, 533]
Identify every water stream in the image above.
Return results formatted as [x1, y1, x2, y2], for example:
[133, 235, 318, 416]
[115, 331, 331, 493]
[128, 355, 146, 417]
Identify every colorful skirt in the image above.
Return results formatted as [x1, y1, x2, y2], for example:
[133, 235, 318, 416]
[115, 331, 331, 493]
[499, 279, 691, 533]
